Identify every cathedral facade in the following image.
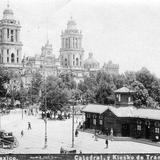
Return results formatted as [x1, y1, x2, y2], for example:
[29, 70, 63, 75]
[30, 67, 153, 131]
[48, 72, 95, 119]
[60, 17, 84, 69]
[0, 5, 119, 87]
[0, 4, 22, 70]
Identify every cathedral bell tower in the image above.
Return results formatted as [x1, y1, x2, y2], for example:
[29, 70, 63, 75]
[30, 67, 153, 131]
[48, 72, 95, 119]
[60, 17, 84, 69]
[0, 4, 23, 69]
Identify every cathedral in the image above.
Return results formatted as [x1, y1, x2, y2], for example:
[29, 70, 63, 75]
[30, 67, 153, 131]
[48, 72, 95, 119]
[0, 4, 119, 87]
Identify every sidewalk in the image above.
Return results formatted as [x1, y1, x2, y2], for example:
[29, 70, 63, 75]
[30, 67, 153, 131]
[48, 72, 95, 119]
[78, 128, 160, 147]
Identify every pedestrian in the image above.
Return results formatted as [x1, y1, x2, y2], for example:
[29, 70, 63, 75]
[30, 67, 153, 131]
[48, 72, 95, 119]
[94, 130, 98, 141]
[28, 122, 32, 130]
[21, 130, 24, 137]
[105, 138, 108, 148]
[75, 129, 78, 137]
[110, 128, 113, 141]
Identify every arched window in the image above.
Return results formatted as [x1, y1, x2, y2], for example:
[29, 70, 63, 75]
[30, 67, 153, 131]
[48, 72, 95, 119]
[154, 121, 160, 127]
[11, 53, 15, 63]
[76, 58, 79, 66]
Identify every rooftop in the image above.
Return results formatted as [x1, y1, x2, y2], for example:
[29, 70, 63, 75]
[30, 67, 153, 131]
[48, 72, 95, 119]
[114, 87, 135, 93]
[82, 104, 108, 114]
[82, 104, 160, 121]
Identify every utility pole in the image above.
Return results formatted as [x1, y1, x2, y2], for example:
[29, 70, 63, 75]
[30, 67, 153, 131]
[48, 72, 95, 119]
[21, 68, 24, 120]
[69, 99, 75, 148]
[21, 82, 24, 120]
[72, 102, 75, 148]
[43, 58, 47, 149]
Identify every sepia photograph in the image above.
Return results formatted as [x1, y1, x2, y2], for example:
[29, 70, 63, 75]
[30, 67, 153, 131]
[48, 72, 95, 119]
[0, 0, 160, 159]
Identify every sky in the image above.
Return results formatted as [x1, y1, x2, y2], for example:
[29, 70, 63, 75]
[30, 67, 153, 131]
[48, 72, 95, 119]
[1, 0, 160, 77]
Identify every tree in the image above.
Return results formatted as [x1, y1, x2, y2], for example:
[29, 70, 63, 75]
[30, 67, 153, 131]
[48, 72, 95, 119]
[95, 81, 115, 105]
[59, 72, 76, 89]
[15, 83, 28, 108]
[131, 81, 149, 108]
[0, 67, 10, 98]
[95, 71, 116, 104]
[136, 67, 156, 95]
[40, 75, 72, 112]
[112, 74, 126, 89]
[28, 71, 43, 104]
[124, 71, 136, 85]
[146, 96, 158, 109]
[149, 79, 160, 106]
[78, 75, 97, 103]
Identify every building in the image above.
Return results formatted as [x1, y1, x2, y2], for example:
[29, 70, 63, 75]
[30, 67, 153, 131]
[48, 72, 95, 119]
[22, 40, 61, 88]
[59, 17, 85, 82]
[82, 86, 160, 141]
[24, 40, 58, 76]
[103, 61, 119, 75]
[60, 17, 84, 70]
[0, 4, 22, 70]
[0, 4, 120, 85]
[84, 52, 100, 73]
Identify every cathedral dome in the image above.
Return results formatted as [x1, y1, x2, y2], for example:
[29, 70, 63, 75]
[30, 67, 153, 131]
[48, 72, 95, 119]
[67, 17, 77, 30]
[3, 4, 14, 19]
[84, 53, 100, 69]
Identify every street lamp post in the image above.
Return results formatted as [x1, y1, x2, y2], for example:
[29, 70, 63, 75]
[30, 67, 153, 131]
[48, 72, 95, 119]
[72, 102, 75, 148]
[20, 76, 23, 120]
[69, 99, 76, 148]
[44, 80, 47, 149]
[43, 59, 47, 149]
[20, 62, 25, 120]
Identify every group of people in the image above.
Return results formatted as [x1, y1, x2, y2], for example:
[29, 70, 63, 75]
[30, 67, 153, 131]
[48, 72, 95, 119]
[93, 128, 114, 149]
[41, 111, 71, 120]
[24, 108, 37, 116]
[20, 122, 32, 137]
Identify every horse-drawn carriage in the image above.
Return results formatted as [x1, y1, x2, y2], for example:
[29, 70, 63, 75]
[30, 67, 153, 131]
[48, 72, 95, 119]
[0, 130, 19, 149]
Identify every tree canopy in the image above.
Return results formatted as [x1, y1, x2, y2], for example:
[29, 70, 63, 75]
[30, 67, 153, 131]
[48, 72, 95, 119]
[24, 67, 160, 110]
[78, 68, 160, 109]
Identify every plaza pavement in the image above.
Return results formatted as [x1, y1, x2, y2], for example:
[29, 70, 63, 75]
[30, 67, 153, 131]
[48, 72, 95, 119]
[0, 109, 160, 154]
